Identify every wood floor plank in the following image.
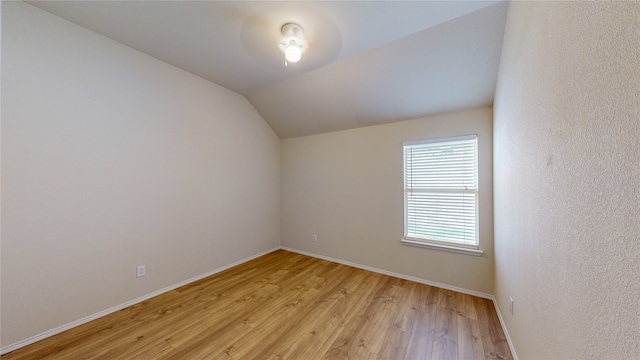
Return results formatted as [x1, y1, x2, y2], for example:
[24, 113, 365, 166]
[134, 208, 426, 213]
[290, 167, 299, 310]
[375, 281, 418, 360]
[2, 250, 512, 360]
[266, 267, 378, 359]
[457, 314, 485, 360]
[475, 297, 513, 360]
[404, 283, 438, 359]
[455, 291, 485, 359]
[226, 286, 326, 357]
[431, 288, 459, 359]
[321, 274, 392, 359]
[160, 257, 332, 358]
[353, 279, 408, 355]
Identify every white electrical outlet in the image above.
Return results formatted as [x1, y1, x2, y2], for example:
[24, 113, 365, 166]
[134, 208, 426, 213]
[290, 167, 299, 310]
[509, 297, 514, 315]
[312, 234, 317, 242]
[137, 265, 146, 278]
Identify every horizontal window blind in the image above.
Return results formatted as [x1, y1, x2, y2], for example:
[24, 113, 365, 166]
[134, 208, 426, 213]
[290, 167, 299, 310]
[404, 135, 478, 247]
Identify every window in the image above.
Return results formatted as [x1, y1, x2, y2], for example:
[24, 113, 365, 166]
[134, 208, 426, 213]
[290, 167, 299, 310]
[403, 135, 481, 255]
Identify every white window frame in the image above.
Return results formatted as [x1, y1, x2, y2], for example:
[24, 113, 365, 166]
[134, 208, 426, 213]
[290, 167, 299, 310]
[402, 135, 483, 256]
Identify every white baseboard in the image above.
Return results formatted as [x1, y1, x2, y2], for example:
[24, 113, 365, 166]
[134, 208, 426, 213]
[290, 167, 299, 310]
[490, 295, 519, 360]
[280, 246, 493, 299]
[281, 246, 518, 359]
[0, 246, 280, 355]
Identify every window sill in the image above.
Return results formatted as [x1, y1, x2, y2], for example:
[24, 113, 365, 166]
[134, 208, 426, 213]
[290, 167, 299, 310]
[401, 238, 484, 257]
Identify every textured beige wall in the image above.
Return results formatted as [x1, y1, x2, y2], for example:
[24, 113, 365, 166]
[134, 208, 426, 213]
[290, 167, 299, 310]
[282, 107, 494, 294]
[494, 1, 640, 358]
[1, 2, 280, 347]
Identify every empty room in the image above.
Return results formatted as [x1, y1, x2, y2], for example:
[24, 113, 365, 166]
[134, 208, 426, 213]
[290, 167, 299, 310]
[1, 1, 638, 359]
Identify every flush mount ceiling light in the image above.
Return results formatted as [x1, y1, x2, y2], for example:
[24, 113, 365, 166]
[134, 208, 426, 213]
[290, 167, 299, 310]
[242, 7, 340, 72]
[278, 23, 308, 65]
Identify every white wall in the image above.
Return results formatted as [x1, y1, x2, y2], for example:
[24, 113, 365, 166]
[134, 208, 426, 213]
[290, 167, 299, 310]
[494, 1, 640, 358]
[1, 2, 280, 347]
[282, 107, 494, 294]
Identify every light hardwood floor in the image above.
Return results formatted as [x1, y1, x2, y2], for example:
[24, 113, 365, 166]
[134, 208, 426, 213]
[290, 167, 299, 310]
[2, 250, 512, 359]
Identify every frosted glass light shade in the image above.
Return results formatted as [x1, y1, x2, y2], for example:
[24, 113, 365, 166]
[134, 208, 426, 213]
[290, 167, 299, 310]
[284, 46, 302, 62]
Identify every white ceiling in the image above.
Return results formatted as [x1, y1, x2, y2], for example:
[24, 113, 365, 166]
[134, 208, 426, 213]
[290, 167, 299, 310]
[27, 1, 509, 138]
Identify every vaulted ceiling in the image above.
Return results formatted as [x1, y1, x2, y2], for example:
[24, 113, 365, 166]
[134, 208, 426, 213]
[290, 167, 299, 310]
[27, 1, 509, 138]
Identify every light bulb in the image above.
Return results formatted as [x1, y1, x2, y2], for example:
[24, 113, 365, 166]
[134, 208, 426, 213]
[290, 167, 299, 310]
[285, 46, 302, 63]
